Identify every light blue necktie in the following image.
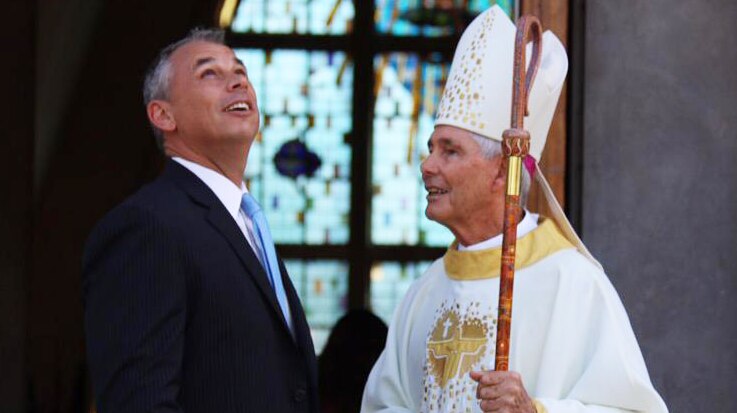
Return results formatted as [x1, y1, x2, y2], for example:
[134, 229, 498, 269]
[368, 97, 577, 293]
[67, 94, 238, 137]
[241, 193, 293, 334]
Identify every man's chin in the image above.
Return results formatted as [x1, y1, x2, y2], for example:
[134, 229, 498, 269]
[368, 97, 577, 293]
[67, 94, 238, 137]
[425, 207, 446, 225]
[224, 127, 258, 143]
[223, 118, 259, 137]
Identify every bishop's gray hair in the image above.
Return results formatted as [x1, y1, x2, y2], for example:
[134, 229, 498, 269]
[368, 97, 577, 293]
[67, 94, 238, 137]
[471, 133, 532, 207]
[143, 28, 226, 149]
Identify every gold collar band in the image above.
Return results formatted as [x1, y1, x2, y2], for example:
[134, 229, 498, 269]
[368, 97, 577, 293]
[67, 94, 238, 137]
[443, 219, 574, 280]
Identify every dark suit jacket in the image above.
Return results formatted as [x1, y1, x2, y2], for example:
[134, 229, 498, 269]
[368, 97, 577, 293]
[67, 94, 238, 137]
[83, 159, 318, 413]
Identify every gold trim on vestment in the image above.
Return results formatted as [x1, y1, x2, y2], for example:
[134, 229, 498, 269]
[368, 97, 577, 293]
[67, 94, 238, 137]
[443, 219, 574, 280]
[533, 399, 548, 413]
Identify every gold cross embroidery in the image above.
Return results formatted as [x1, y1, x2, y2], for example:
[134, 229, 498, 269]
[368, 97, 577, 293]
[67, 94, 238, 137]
[427, 310, 488, 388]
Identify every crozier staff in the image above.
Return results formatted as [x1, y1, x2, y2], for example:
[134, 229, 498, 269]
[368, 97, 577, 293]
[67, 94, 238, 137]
[494, 14, 542, 374]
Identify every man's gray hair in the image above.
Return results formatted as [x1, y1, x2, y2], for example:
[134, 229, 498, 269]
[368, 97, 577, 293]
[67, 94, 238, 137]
[470, 133, 531, 207]
[143, 28, 226, 148]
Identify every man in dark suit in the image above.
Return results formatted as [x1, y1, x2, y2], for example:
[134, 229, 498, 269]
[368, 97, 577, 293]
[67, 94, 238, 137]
[83, 28, 318, 413]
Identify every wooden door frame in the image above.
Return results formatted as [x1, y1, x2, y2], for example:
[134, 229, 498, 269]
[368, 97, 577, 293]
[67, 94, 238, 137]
[521, 0, 583, 232]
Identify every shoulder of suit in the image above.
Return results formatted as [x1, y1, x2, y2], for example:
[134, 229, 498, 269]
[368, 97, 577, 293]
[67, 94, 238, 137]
[91, 176, 195, 237]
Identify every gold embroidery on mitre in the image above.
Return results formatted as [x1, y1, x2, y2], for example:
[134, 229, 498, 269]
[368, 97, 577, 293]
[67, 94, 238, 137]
[435, 7, 495, 135]
[427, 308, 489, 388]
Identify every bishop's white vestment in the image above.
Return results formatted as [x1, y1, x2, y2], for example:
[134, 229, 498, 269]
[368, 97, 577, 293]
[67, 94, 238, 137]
[361, 218, 668, 413]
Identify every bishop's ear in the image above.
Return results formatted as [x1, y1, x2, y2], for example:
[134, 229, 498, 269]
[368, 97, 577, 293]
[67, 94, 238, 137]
[490, 156, 507, 192]
[147, 100, 176, 133]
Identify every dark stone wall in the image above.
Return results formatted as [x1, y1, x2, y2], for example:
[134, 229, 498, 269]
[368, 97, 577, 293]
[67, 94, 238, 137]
[0, 2, 35, 412]
[582, 0, 737, 411]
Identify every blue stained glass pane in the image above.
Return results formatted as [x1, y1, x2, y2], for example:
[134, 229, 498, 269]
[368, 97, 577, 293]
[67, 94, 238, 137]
[375, 0, 514, 37]
[285, 260, 349, 354]
[231, 0, 355, 35]
[371, 53, 454, 246]
[236, 49, 353, 244]
[370, 261, 431, 324]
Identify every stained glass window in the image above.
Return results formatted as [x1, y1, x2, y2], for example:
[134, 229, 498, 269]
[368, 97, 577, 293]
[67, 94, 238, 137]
[236, 49, 353, 244]
[231, 0, 355, 35]
[370, 261, 432, 323]
[375, 0, 513, 36]
[285, 259, 349, 353]
[227, 0, 518, 325]
[371, 53, 454, 247]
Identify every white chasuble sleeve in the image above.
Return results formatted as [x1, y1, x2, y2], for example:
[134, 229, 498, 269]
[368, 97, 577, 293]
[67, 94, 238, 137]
[361, 269, 432, 412]
[529, 252, 668, 413]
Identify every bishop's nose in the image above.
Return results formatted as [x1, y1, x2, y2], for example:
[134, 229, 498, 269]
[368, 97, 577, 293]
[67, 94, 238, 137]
[421, 153, 438, 177]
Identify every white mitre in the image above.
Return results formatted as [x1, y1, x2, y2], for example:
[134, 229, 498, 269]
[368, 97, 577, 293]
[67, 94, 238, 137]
[435, 5, 601, 268]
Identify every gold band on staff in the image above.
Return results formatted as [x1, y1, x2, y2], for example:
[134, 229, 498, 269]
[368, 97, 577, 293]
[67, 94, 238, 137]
[506, 156, 522, 196]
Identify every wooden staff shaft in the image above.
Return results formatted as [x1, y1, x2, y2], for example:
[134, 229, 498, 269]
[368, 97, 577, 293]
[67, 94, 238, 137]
[494, 15, 543, 372]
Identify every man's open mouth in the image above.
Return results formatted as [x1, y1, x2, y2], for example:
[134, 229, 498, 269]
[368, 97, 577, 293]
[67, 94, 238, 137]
[426, 187, 449, 197]
[224, 101, 251, 112]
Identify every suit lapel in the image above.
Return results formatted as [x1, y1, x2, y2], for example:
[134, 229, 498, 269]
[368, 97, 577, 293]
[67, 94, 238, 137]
[278, 259, 313, 349]
[205, 206, 290, 326]
[163, 160, 292, 337]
